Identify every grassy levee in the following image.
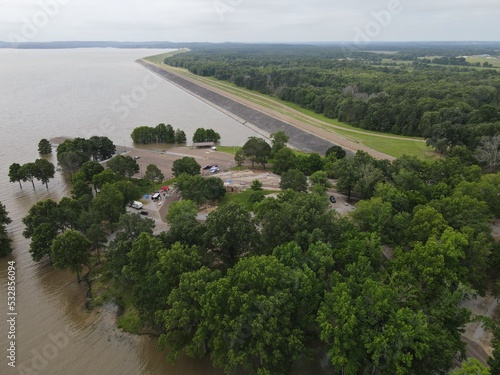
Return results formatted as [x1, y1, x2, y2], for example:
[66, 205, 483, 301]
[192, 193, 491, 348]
[142, 48, 190, 64]
[143, 51, 436, 160]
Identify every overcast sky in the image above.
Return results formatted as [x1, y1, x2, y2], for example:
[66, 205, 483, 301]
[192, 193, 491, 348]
[1, 0, 499, 43]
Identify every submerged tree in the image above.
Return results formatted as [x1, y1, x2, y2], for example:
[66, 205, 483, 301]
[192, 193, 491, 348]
[51, 230, 91, 282]
[34, 158, 55, 189]
[38, 138, 52, 155]
[8, 163, 23, 190]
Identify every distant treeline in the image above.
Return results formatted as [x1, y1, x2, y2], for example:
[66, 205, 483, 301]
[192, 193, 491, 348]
[415, 56, 494, 68]
[131, 123, 186, 144]
[164, 45, 500, 147]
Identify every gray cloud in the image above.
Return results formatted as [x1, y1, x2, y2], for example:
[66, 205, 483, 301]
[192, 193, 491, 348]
[0, 0, 498, 42]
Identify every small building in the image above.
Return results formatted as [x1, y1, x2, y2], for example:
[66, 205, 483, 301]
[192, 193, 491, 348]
[193, 142, 215, 148]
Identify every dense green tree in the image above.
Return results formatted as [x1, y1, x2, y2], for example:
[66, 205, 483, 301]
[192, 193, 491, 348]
[174, 174, 207, 206]
[234, 148, 246, 167]
[38, 138, 52, 154]
[29, 222, 58, 262]
[112, 180, 141, 206]
[57, 197, 83, 231]
[325, 145, 346, 159]
[192, 127, 220, 143]
[272, 146, 297, 175]
[172, 157, 201, 177]
[250, 179, 263, 191]
[189, 128, 220, 143]
[318, 265, 431, 375]
[157, 267, 222, 361]
[373, 182, 411, 214]
[330, 152, 385, 200]
[351, 197, 393, 235]
[71, 180, 93, 200]
[248, 190, 265, 205]
[333, 156, 359, 201]
[57, 141, 90, 177]
[204, 202, 259, 268]
[166, 200, 198, 224]
[85, 223, 107, 264]
[106, 155, 139, 178]
[144, 164, 165, 189]
[203, 177, 226, 201]
[450, 358, 490, 375]
[254, 191, 338, 251]
[105, 213, 155, 277]
[279, 168, 308, 192]
[156, 123, 176, 143]
[122, 232, 165, 318]
[8, 163, 23, 190]
[164, 200, 206, 247]
[478, 317, 500, 375]
[51, 230, 91, 282]
[79, 160, 105, 192]
[91, 136, 115, 160]
[355, 163, 385, 199]
[309, 170, 331, 191]
[131, 124, 182, 144]
[155, 242, 203, 305]
[92, 169, 122, 190]
[297, 152, 324, 175]
[199, 255, 318, 375]
[405, 206, 449, 245]
[22, 199, 60, 238]
[90, 184, 125, 230]
[192, 128, 207, 143]
[34, 158, 55, 189]
[428, 192, 492, 234]
[205, 128, 221, 143]
[174, 128, 187, 144]
[392, 228, 470, 304]
[0, 202, 13, 257]
[270, 130, 289, 156]
[242, 137, 272, 168]
[455, 173, 500, 218]
[124, 236, 202, 322]
[131, 126, 157, 144]
[20, 162, 37, 190]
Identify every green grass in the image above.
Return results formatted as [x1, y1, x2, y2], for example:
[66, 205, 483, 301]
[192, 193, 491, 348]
[117, 306, 142, 333]
[219, 189, 276, 210]
[216, 145, 241, 155]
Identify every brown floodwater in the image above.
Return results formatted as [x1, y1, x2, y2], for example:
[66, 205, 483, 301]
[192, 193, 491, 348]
[0, 48, 328, 375]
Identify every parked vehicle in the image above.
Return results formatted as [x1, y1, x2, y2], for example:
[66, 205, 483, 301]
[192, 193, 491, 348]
[131, 201, 143, 209]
